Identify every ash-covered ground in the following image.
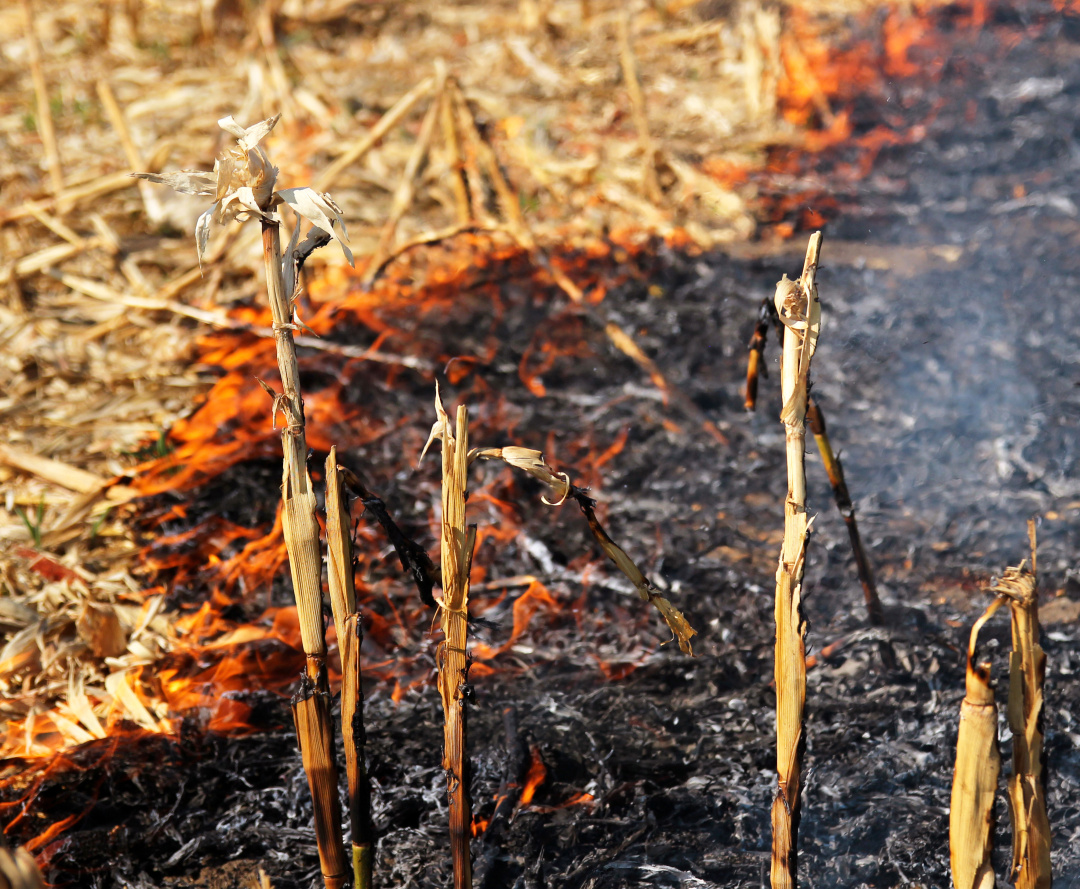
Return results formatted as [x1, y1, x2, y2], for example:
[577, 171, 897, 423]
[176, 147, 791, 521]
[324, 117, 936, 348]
[8, 5, 1080, 888]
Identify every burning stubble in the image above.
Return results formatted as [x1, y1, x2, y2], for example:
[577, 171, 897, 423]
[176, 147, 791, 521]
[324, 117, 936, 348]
[134, 113, 697, 888]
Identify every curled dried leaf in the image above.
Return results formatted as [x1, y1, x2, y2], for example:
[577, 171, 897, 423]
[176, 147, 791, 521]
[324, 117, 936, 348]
[135, 112, 351, 276]
[276, 187, 354, 265]
[218, 113, 280, 151]
[194, 205, 215, 268]
[469, 446, 571, 503]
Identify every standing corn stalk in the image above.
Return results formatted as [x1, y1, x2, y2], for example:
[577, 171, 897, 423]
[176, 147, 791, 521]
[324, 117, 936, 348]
[995, 522, 1051, 889]
[326, 448, 375, 889]
[422, 390, 476, 889]
[419, 393, 696, 888]
[135, 115, 354, 889]
[950, 597, 1005, 889]
[770, 232, 822, 889]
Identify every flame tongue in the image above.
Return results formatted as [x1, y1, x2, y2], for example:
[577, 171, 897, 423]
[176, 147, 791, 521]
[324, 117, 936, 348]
[519, 746, 547, 807]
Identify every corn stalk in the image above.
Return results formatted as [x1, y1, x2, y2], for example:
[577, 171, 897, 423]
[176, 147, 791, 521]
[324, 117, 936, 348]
[995, 522, 1051, 889]
[770, 232, 822, 889]
[951, 597, 1005, 889]
[134, 115, 355, 889]
[423, 391, 476, 889]
[326, 449, 375, 889]
[263, 220, 348, 889]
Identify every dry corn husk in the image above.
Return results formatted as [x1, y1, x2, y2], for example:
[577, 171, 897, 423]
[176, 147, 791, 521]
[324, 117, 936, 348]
[950, 597, 1004, 889]
[0, 844, 45, 889]
[323, 448, 356, 645]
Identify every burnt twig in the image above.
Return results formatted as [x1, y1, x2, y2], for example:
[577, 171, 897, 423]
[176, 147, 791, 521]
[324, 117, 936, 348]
[338, 464, 441, 609]
[805, 399, 885, 627]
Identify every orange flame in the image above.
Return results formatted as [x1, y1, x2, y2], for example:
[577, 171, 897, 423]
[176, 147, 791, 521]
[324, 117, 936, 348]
[519, 745, 547, 806]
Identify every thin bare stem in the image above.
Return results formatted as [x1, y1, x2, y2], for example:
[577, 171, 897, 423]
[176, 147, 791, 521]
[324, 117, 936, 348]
[316, 76, 435, 193]
[805, 399, 884, 627]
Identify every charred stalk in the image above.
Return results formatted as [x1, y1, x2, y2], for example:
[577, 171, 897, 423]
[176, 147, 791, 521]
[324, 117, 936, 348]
[744, 297, 776, 411]
[342, 613, 375, 889]
[743, 294, 883, 632]
[338, 464, 441, 609]
[805, 399, 885, 627]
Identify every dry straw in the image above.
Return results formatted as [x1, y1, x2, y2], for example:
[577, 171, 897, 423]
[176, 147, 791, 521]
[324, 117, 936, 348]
[326, 448, 374, 889]
[770, 232, 821, 889]
[421, 391, 477, 889]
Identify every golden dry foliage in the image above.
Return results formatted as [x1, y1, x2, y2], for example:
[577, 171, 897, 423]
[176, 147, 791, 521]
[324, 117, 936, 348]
[994, 527, 1051, 889]
[469, 446, 696, 654]
[950, 598, 1005, 889]
[770, 233, 822, 889]
[324, 448, 357, 642]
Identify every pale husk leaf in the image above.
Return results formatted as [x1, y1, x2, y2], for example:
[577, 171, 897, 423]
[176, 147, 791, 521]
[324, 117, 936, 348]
[218, 113, 280, 150]
[276, 187, 354, 265]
